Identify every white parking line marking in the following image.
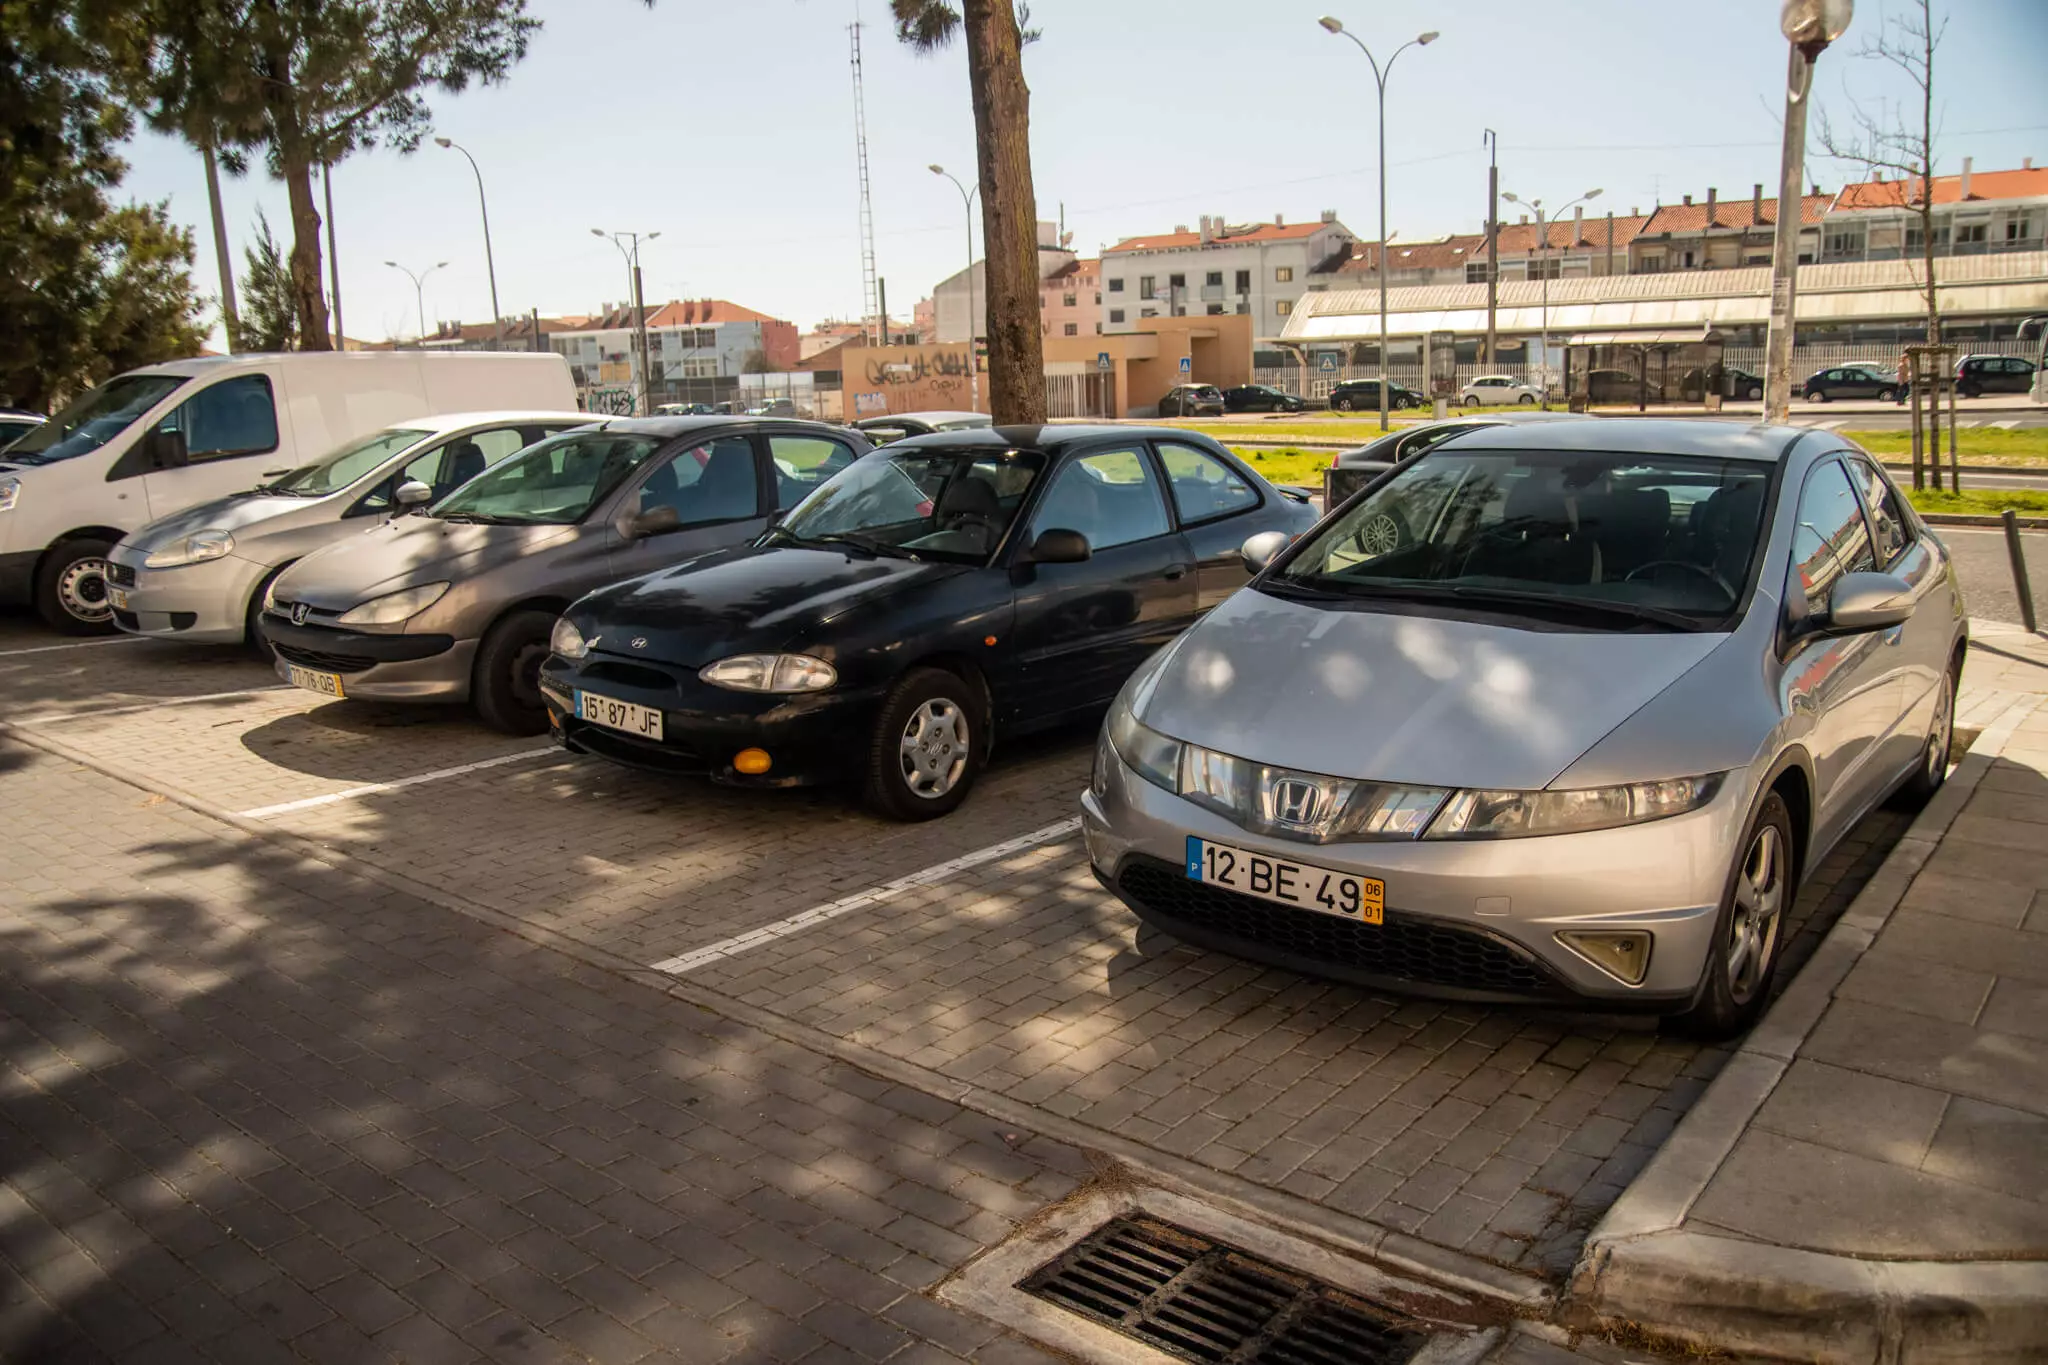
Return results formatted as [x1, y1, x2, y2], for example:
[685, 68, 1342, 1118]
[237, 747, 559, 818]
[14, 686, 295, 725]
[0, 635, 150, 658]
[649, 816, 1084, 975]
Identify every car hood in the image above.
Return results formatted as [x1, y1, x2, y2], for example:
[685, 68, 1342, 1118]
[575, 546, 968, 668]
[121, 491, 328, 550]
[280, 516, 575, 610]
[1133, 589, 1727, 791]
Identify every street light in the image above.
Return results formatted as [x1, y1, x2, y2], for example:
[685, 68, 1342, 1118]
[1764, 0, 1854, 422]
[384, 260, 448, 343]
[1318, 16, 1437, 432]
[930, 164, 981, 414]
[593, 229, 661, 415]
[1501, 188, 1601, 407]
[436, 137, 504, 349]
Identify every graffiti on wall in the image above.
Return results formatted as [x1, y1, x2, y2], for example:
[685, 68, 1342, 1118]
[851, 344, 978, 415]
[585, 387, 637, 416]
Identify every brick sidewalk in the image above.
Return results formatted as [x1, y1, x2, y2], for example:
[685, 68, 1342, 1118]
[0, 738, 1085, 1365]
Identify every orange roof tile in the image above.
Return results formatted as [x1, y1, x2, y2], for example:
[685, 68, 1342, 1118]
[1640, 194, 1828, 235]
[1833, 165, 2048, 210]
[1104, 221, 1335, 254]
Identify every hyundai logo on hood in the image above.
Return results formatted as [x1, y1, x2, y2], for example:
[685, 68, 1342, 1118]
[630, 637, 648, 650]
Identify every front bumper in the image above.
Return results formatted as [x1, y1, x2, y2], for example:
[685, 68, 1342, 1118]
[261, 610, 470, 702]
[106, 545, 270, 644]
[540, 651, 887, 787]
[1081, 746, 1740, 1008]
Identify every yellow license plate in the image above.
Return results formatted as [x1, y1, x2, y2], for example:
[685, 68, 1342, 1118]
[1187, 837, 1384, 924]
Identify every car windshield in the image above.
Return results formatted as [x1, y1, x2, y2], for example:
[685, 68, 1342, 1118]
[260, 427, 432, 496]
[773, 446, 1046, 564]
[1269, 447, 1773, 630]
[431, 429, 661, 524]
[2, 374, 187, 466]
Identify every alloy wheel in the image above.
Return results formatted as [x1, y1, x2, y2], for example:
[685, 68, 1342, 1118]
[1726, 824, 1785, 1005]
[898, 697, 969, 799]
[1358, 514, 1401, 555]
[1925, 671, 1955, 785]
[57, 557, 114, 624]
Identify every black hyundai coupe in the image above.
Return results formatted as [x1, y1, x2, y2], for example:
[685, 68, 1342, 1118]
[539, 425, 1316, 819]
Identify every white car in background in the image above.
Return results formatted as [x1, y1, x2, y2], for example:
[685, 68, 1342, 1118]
[1459, 375, 1544, 406]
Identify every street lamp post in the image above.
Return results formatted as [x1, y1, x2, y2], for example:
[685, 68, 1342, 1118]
[436, 137, 504, 349]
[930, 165, 981, 414]
[1501, 188, 1601, 408]
[1764, 0, 1855, 423]
[593, 229, 661, 415]
[1318, 16, 1438, 433]
[384, 259, 448, 344]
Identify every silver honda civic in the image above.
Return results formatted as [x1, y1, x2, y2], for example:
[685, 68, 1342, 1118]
[1083, 419, 1964, 1037]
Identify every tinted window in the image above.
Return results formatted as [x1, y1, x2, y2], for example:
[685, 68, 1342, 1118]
[1032, 448, 1170, 551]
[779, 446, 1045, 563]
[1847, 456, 1909, 566]
[1, 374, 186, 466]
[638, 435, 760, 525]
[167, 375, 278, 461]
[1789, 461, 1875, 615]
[1158, 442, 1258, 523]
[433, 431, 664, 525]
[770, 434, 859, 509]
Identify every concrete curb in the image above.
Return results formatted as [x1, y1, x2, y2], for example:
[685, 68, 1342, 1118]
[1920, 512, 2048, 529]
[1562, 693, 2048, 1364]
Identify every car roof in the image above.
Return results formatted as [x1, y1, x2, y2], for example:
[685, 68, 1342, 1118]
[1442, 417, 1811, 463]
[383, 410, 592, 435]
[583, 415, 850, 438]
[857, 411, 988, 425]
[885, 423, 1216, 453]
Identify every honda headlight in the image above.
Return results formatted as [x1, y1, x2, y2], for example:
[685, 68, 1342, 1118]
[336, 582, 448, 627]
[1425, 774, 1725, 840]
[0, 476, 19, 513]
[550, 617, 591, 660]
[1107, 696, 1182, 792]
[143, 529, 234, 569]
[700, 653, 837, 693]
[1178, 742, 1448, 843]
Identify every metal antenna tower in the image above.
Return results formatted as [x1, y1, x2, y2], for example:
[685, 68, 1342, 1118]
[849, 18, 881, 345]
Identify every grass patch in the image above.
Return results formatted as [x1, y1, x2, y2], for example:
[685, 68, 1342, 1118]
[1166, 412, 1494, 443]
[1230, 446, 1334, 488]
[1905, 487, 2048, 517]
[1842, 427, 2048, 466]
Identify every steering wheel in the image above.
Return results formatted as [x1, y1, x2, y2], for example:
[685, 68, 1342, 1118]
[1625, 559, 1732, 597]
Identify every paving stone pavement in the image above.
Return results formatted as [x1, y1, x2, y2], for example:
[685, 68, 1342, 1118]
[0, 739, 1091, 1365]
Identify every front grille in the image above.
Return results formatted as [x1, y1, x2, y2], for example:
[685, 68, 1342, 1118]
[1022, 1216, 1427, 1365]
[579, 659, 682, 694]
[1118, 856, 1562, 997]
[105, 562, 135, 587]
[273, 642, 378, 675]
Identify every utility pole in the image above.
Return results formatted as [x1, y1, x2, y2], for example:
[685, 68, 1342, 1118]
[1765, 0, 1853, 422]
[594, 229, 661, 414]
[1483, 128, 1499, 369]
[437, 138, 504, 349]
[323, 163, 342, 349]
[202, 138, 240, 351]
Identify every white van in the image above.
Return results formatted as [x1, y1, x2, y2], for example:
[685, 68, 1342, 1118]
[0, 351, 577, 632]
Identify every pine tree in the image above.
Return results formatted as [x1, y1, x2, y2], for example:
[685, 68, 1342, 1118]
[239, 210, 298, 352]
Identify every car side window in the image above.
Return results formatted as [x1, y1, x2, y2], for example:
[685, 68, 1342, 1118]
[1846, 456, 1910, 566]
[769, 435, 859, 509]
[1789, 461, 1876, 616]
[160, 375, 278, 462]
[1156, 442, 1258, 524]
[635, 435, 760, 527]
[1031, 448, 1171, 552]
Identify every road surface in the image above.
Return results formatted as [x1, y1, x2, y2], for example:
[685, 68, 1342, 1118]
[1943, 524, 2048, 628]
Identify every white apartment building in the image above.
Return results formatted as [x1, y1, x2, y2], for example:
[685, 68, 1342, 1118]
[1098, 212, 1356, 335]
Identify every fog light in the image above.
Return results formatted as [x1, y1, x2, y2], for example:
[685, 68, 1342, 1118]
[1556, 930, 1653, 986]
[734, 748, 772, 775]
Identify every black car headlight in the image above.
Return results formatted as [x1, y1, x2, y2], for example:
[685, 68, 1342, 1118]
[700, 653, 837, 693]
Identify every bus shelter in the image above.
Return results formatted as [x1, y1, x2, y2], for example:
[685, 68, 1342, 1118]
[1563, 331, 1726, 411]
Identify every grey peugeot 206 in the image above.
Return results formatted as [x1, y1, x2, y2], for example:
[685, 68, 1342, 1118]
[1084, 419, 1965, 1038]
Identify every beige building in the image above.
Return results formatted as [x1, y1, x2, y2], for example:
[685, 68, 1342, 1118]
[1043, 314, 1253, 418]
[1040, 258, 1101, 340]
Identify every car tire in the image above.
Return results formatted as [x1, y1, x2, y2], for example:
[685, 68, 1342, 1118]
[1745, 384, 1763, 400]
[1332, 395, 1353, 412]
[244, 563, 292, 659]
[1666, 790, 1796, 1041]
[472, 607, 556, 736]
[34, 538, 118, 635]
[1896, 659, 1959, 806]
[1517, 394, 1537, 405]
[1960, 384, 1981, 399]
[1876, 386, 1896, 402]
[863, 666, 985, 821]
[1808, 388, 1828, 402]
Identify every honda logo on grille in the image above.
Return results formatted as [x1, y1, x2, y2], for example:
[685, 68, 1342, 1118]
[290, 602, 310, 626]
[1270, 778, 1325, 828]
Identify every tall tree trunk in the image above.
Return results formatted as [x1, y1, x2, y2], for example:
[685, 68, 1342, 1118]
[282, 154, 332, 350]
[202, 138, 241, 351]
[962, 0, 1043, 424]
[1918, 1, 1938, 343]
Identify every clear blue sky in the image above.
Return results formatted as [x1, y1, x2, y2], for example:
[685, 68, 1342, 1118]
[116, 0, 2047, 348]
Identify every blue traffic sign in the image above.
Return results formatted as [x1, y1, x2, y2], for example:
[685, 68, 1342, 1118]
[1317, 353, 1339, 372]
[1178, 356, 1191, 373]
[1097, 351, 1112, 371]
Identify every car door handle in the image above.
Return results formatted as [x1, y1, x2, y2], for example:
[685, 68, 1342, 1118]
[1163, 566, 1188, 581]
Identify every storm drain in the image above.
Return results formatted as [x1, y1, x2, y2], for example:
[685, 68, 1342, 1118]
[1019, 1216, 1430, 1365]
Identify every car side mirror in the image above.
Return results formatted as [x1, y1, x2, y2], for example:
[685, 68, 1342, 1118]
[149, 424, 188, 470]
[1826, 571, 1916, 632]
[615, 504, 681, 541]
[393, 480, 434, 509]
[1240, 529, 1290, 573]
[1028, 528, 1091, 564]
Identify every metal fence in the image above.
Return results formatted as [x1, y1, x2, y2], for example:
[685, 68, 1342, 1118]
[1047, 372, 1114, 419]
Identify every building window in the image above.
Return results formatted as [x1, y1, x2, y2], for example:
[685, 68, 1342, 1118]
[1823, 227, 1865, 256]
[2010, 218, 2035, 241]
[1205, 271, 1223, 287]
[1063, 322, 1078, 336]
[1094, 292, 1102, 303]
[1062, 292, 1077, 307]
[1235, 270, 1251, 292]
[1306, 284, 1326, 293]
[1141, 307, 1158, 317]
[1094, 323, 1102, 334]
[1528, 257, 1561, 280]
[1108, 277, 1124, 293]
[1169, 273, 1185, 288]
[1275, 299, 1293, 316]
[682, 356, 718, 378]
[1955, 222, 1987, 244]
[1172, 306, 1186, 317]
[1138, 275, 1155, 298]
[1275, 266, 1294, 282]
[1108, 308, 1125, 324]
[1205, 304, 1224, 315]
[1235, 303, 1249, 314]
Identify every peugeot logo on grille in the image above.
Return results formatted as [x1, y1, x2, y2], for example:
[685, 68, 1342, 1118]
[290, 602, 310, 626]
[630, 637, 649, 650]
[1270, 778, 1324, 828]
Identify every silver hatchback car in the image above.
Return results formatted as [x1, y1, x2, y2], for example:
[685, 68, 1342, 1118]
[1084, 420, 1964, 1038]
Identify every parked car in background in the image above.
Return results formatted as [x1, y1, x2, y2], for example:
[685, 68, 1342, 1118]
[1952, 354, 2038, 398]
[745, 398, 806, 418]
[0, 409, 45, 448]
[852, 411, 992, 445]
[1086, 418, 1962, 1038]
[107, 412, 590, 650]
[1723, 368, 1766, 401]
[1458, 375, 1543, 406]
[1327, 378, 1423, 412]
[1157, 384, 1225, 418]
[0, 351, 576, 633]
[656, 402, 714, 416]
[542, 426, 1316, 819]
[1325, 411, 1590, 503]
[1584, 369, 1651, 405]
[260, 417, 868, 734]
[1803, 366, 1899, 402]
[1223, 384, 1305, 413]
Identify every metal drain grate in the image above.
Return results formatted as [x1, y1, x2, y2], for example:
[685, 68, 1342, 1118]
[1020, 1216, 1429, 1365]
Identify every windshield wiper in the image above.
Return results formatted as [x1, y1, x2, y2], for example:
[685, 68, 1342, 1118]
[813, 532, 916, 560]
[435, 511, 505, 524]
[1286, 577, 1710, 631]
